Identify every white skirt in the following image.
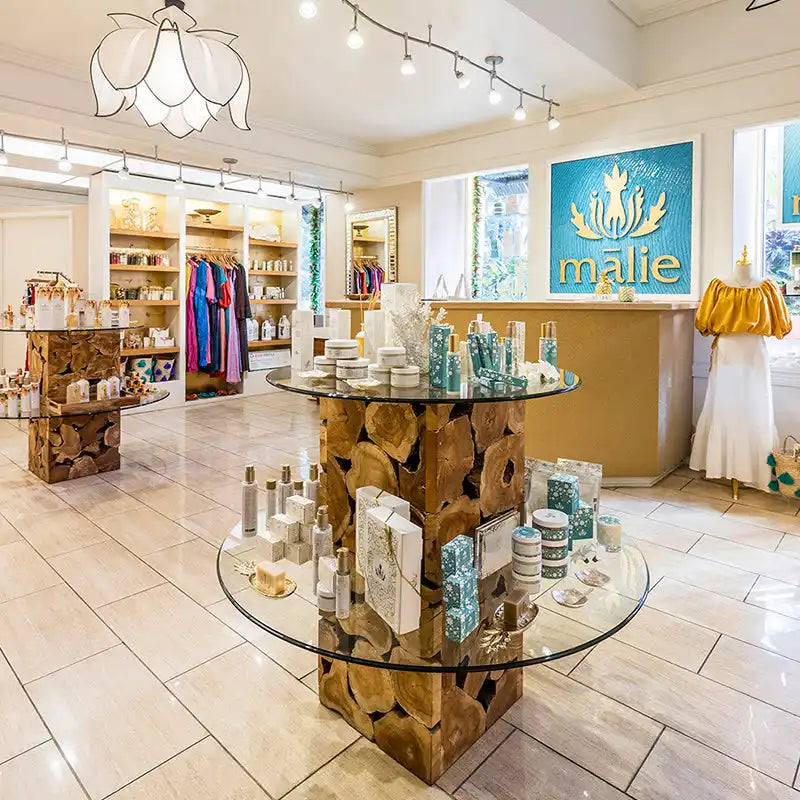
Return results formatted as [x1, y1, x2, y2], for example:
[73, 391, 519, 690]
[690, 333, 777, 488]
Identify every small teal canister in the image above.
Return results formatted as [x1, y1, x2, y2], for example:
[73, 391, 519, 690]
[429, 323, 451, 389]
[447, 333, 461, 393]
[539, 321, 558, 368]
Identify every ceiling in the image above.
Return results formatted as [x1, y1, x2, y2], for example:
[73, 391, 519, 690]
[0, 0, 629, 146]
[610, 0, 723, 25]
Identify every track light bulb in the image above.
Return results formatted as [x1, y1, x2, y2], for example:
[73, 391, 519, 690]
[174, 163, 185, 191]
[345, 195, 354, 212]
[547, 104, 560, 131]
[298, 0, 318, 19]
[215, 169, 225, 192]
[347, 10, 364, 51]
[489, 88, 502, 106]
[58, 155, 72, 172]
[400, 54, 416, 76]
[514, 92, 526, 121]
[119, 152, 129, 180]
[456, 71, 471, 90]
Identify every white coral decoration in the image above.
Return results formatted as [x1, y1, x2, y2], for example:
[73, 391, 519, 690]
[521, 360, 560, 386]
[385, 303, 446, 375]
[90, 2, 251, 138]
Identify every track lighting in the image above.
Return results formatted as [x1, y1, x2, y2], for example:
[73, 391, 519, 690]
[347, 6, 364, 49]
[453, 53, 471, 89]
[514, 91, 526, 122]
[174, 162, 185, 191]
[0, 131, 7, 166]
[256, 176, 265, 198]
[58, 136, 72, 172]
[488, 79, 502, 106]
[119, 150, 130, 180]
[400, 33, 415, 76]
[345, 193, 354, 212]
[299, 0, 318, 19]
[547, 102, 560, 131]
[215, 169, 225, 192]
[486, 56, 502, 106]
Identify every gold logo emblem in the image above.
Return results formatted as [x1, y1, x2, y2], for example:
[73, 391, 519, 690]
[570, 163, 667, 241]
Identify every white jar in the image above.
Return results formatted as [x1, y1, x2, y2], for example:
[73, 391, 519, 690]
[377, 346, 407, 368]
[391, 366, 420, 388]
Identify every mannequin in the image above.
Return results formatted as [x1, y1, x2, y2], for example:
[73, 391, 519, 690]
[690, 247, 792, 494]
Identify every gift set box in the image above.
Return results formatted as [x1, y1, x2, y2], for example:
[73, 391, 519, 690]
[355, 486, 410, 575]
[441, 535, 479, 643]
[547, 473, 580, 516]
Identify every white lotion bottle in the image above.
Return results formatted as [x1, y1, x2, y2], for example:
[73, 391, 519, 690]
[277, 464, 293, 515]
[335, 547, 351, 620]
[265, 478, 277, 523]
[304, 463, 320, 509]
[241, 464, 258, 538]
[312, 505, 334, 596]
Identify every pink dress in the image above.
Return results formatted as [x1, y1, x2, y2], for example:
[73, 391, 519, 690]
[186, 264, 198, 372]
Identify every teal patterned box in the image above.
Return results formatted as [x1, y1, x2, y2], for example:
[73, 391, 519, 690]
[429, 324, 451, 389]
[569, 500, 594, 551]
[547, 473, 580, 516]
[444, 567, 478, 612]
[445, 599, 479, 643]
[441, 535, 473, 579]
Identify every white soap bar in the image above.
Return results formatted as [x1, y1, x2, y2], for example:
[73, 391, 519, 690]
[391, 366, 420, 388]
[256, 563, 286, 594]
[377, 346, 407, 367]
[286, 495, 316, 525]
[269, 513, 300, 543]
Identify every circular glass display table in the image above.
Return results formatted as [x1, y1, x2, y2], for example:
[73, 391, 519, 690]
[217, 365, 648, 784]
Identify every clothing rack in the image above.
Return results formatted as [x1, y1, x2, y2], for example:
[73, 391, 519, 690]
[186, 246, 240, 255]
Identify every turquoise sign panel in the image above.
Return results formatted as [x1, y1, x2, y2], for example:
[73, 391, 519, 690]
[550, 142, 694, 294]
[782, 123, 800, 224]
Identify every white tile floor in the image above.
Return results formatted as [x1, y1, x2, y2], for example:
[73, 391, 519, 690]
[1, 391, 800, 798]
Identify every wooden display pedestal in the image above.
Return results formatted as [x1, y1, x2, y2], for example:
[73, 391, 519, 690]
[318, 398, 525, 784]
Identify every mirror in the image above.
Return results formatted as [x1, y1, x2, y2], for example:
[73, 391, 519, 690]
[346, 207, 397, 297]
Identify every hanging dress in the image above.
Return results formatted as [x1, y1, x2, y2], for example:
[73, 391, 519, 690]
[690, 278, 792, 488]
[186, 262, 198, 373]
[193, 260, 211, 369]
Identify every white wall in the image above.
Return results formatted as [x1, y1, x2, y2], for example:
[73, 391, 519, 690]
[423, 177, 468, 298]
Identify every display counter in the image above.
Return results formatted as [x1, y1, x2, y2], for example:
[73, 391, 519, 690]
[328, 299, 697, 484]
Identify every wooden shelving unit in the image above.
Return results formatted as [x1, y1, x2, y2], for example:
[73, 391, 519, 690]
[249, 238, 298, 248]
[186, 222, 244, 234]
[121, 346, 180, 357]
[248, 270, 297, 277]
[110, 264, 179, 273]
[110, 228, 180, 240]
[248, 340, 290, 350]
[353, 236, 385, 244]
[111, 299, 179, 307]
[250, 299, 297, 306]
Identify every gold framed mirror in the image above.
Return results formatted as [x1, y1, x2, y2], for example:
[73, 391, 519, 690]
[346, 207, 397, 297]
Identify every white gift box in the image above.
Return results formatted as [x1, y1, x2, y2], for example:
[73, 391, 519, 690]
[355, 486, 410, 574]
[291, 310, 315, 372]
[363, 310, 386, 362]
[475, 509, 519, 579]
[286, 494, 316, 525]
[269, 513, 299, 543]
[556, 458, 603, 514]
[364, 506, 422, 635]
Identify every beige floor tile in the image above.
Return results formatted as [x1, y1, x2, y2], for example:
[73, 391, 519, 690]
[701, 636, 800, 716]
[629, 728, 799, 800]
[598, 507, 700, 552]
[613, 604, 719, 672]
[437, 720, 514, 795]
[690, 535, 800, 586]
[680, 477, 800, 516]
[0, 583, 118, 683]
[649, 503, 784, 550]
[0, 741, 87, 800]
[746, 575, 800, 619]
[13, 509, 109, 558]
[722, 503, 800, 535]
[131, 483, 219, 521]
[144, 539, 246, 606]
[58, 482, 145, 520]
[49, 541, 164, 609]
[616, 485, 732, 515]
[0, 541, 61, 603]
[95, 508, 195, 556]
[655, 474, 693, 490]
[0, 486, 70, 525]
[0, 513, 21, 545]
[777, 533, 800, 559]
[648, 577, 800, 662]
[183, 445, 251, 472]
[101, 463, 175, 493]
[0, 652, 48, 764]
[521, 606, 599, 674]
[572, 639, 800, 783]
[178, 506, 240, 547]
[504, 667, 662, 789]
[108, 737, 268, 800]
[456, 729, 627, 800]
[167, 644, 358, 798]
[98, 584, 242, 681]
[599, 489, 663, 517]
[285, 738, 449, 800]
[27, 645, 205, 800]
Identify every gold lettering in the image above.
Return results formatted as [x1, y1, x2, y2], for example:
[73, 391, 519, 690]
[794, 195, 800, 216]
[627, 246, 636, 283]
[560, 258, 597, 284]
[651, 254, 680, 283]
[641, 246, 649, 283]
[602, 249, 622, 283]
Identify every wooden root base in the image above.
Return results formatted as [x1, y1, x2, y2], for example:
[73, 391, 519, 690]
[28, 411, 121, 483]
[318, 398, 525, 784]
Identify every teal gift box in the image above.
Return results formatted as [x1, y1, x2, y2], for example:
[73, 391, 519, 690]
[444, 567, 478, 612]
[445, 599, 479, 643]
[569, 500, 594, 550]
[548, 473, 580, 516]
[441, 535, 473, 579]
[429, 324, 451, 389]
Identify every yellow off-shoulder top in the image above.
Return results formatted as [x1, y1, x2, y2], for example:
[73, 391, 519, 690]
[695, 278, 792, 339]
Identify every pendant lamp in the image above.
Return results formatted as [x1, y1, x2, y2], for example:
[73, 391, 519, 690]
[90, 0, 251, 138]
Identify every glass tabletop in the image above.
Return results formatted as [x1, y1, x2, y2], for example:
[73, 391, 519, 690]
[0, 389, 170, 420]
[217, 524, 648, 674]
[0, 325, 142, 333]
[266, 366, 581, 404]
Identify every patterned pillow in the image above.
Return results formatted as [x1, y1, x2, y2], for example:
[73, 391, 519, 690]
[153, 358, 175, 382]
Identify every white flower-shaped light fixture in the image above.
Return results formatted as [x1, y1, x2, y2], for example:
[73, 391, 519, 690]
[90, 0, 251, 139]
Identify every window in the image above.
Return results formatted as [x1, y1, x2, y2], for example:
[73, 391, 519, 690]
[423, 166, 529, 301]
[300, 203, 324, 313]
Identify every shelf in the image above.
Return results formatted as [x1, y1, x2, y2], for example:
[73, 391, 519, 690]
[111, 300, 179, 307]
[121, 346, 180, 357]
[186, 222, 244, 234]
[353, 236, 385, 244]
[248, 270, 297, 277]
[249, 238, 298, 248]
[110, 264, 179, 273]
[110, 229, 180, 240]
[250, 299, 297, 305]
[248, 340, 290, 350]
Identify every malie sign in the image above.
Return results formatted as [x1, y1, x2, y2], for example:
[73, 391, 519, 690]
[782, 123, 800, 224]
[550, 141, 695, 295]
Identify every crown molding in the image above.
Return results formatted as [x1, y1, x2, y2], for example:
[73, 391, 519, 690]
[0, 43, 379, 157]
[610, 0, 725, 26]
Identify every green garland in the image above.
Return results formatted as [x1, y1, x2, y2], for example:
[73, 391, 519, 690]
[471, 176, 483, 298]
[307, 204, 322, 313]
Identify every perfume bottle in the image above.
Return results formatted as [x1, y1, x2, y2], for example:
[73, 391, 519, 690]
[356, 323, 366, 358]
[293, 479, 304, 496]
[335, 547, 351, 620]
[242, 464, 258, 538]
[312, 505, 334, 596]
[277, 464, 293, 514]
[539, 321, 558, 368]
[304, 463, 320, 508]
[265, 478, 277, 520]
[447, 333, 461, 393]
